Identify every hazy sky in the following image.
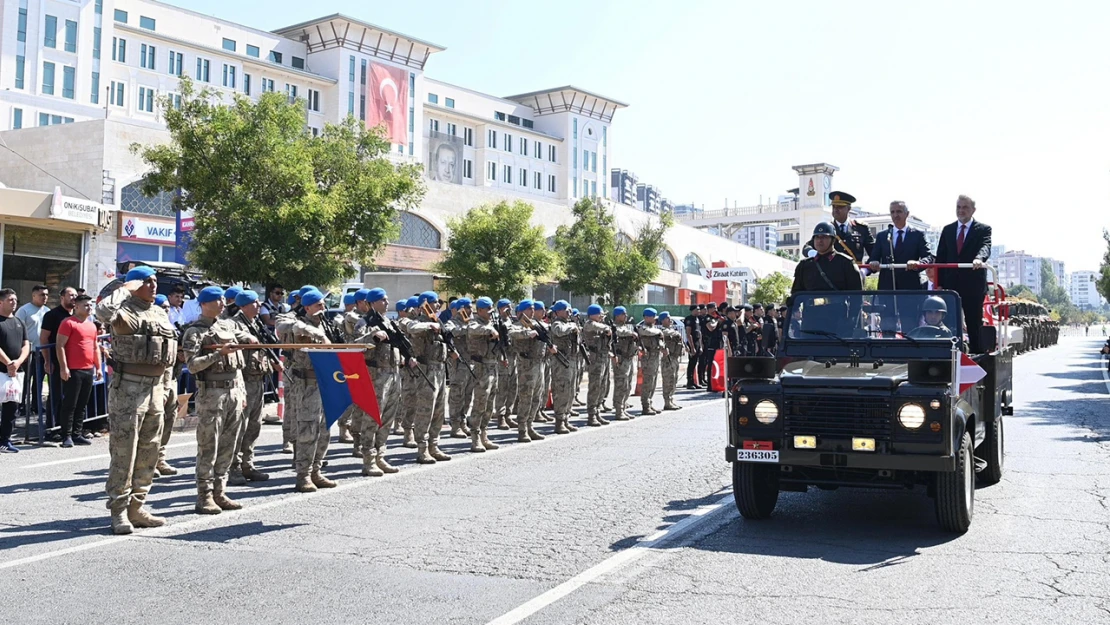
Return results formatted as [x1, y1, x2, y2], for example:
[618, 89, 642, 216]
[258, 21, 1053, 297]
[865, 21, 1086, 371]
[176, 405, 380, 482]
[167, 0, 1110, 272]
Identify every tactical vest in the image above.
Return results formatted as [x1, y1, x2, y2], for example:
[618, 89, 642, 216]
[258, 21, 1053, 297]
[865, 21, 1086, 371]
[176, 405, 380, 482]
[637, 325, 664, 353]
[112, 309, 178, 369]
[187, 320, 246, 380]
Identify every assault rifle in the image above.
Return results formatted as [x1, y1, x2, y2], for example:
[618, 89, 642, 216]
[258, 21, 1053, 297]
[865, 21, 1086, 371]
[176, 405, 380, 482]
[236, 311, 282, 367]
[521, 315, 571, 368]
[422, 302, 477, 380]
[365, 309, 433, 390]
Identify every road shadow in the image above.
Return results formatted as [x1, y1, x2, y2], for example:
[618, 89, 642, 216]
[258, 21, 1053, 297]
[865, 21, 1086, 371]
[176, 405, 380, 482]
[1024, 397, 1109, 443]
[0, 475, 105, 496]
[0, 516, 109, 550]
[161, 521, 304, 543]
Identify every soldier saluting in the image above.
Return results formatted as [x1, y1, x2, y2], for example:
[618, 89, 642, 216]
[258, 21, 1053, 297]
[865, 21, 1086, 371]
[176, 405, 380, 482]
[804, 191, 874, 264]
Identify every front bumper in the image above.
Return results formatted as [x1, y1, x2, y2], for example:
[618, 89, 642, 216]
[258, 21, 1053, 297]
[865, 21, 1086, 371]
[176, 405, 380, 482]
[726, 443, 956, 472]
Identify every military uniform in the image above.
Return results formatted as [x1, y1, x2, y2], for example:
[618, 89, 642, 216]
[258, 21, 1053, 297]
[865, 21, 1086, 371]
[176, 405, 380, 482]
[636, 318, 664, 415]
[803, 193, 875, 264]
[462, 302, 502, 452]
[683, 307, 703, 388]
[493, 306, 517, 429]
[447, 305, 475, 438]
[573, 311, 586, 405]
[96, 275, 178, 534]
[581, 313, 612, 427]
[229, 309, 274, 482]
[509, 305, 547, 442]
[407, 297, 452, 463]
[276, 308, 334, 491]
[355, 307, 405, 475]
[611, 317, 640, 421]
[659, 318, 684, 410]
[548, 303, 580, 434]
[154, 341, 184, 477]
[791, 251, 864, 292]
[398, 304, 422, 447]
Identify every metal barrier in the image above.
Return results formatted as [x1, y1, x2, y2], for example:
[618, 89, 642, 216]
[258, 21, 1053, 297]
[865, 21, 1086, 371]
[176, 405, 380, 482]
[25, 335, 112, 444]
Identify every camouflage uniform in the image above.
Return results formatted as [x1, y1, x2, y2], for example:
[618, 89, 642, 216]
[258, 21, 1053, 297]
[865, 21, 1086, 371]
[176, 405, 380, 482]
[549, 317, 580, 433]
[460, 314, 501, 451]
[494, 312, 517, 426]
[397, 311, 422, 446]
[336, 309, 363, 441]
[182, 316, 251, 509]
[96, 286, 177, 532]
[276, 313, 331, 486]
[155, 349, 184, 475]
[447, 312, 475, 436]
[660, 324, 684, 410]
[636, 323, 664, 414]
[510, 320, 547, 441]
[352, 313, 402, 475]
[273, 313, 297, 450]
[229, 311, 274, 479]
[582, 318, 612, 426]
[407, 310, 451, 462]
[574, 314, 587, 403]
[611, 322, 640, 420]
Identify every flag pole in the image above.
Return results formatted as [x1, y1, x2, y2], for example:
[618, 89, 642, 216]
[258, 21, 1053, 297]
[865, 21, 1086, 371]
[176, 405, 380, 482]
[949, 337, 959, 399]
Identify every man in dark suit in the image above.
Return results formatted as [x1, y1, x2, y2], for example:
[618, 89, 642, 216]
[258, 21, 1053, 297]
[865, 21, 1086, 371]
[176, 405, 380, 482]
[803, 191, 875, 264]
[935, 195, 992, 353]
[868, 201, 935, 335]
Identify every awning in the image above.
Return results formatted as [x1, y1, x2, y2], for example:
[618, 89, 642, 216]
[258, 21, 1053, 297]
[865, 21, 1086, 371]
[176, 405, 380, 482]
[0, 186, 110, 232]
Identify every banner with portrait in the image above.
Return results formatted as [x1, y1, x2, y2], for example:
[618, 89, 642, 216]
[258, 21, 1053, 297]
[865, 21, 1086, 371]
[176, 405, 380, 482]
[427, 131, 463, 184]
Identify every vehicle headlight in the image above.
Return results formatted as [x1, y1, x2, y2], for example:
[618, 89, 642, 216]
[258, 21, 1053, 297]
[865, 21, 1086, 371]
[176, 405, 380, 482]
[754, 400, 779, 425]
[898, 403, 926, 430]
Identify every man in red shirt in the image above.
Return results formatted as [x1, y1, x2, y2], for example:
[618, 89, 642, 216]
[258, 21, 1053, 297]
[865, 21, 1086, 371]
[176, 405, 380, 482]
[55, 294, 102, 447]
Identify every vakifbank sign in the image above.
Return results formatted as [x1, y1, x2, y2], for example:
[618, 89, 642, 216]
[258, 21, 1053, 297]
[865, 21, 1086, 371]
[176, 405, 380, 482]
[119, 215, 176, 244]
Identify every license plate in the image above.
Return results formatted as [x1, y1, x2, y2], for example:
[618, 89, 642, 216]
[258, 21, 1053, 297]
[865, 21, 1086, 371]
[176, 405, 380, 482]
[736, 450, 779, 463]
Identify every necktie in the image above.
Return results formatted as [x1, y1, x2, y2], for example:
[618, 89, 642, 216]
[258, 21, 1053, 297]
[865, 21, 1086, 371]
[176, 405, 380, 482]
[956, 225, 967, 255]
[895, 230, 904, 253]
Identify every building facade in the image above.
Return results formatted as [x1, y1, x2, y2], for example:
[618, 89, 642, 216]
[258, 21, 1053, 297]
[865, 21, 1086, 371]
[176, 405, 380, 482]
[1069, 270, 1105, 310]
[609, 168, 637, 207]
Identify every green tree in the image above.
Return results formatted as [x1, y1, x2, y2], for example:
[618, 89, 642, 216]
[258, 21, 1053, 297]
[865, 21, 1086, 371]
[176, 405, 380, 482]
[434, 200, 554, 301]
[751, 272, 792, 305]
[774, 249, 797, 261]
[1098, 229, 1110, 304]
[1008, 284, 1038, 301]
[133, 79, 423, 288]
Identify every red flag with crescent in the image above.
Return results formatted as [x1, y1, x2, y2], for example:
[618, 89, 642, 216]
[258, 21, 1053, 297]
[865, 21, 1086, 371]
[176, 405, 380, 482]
[366, 62, 409, 146]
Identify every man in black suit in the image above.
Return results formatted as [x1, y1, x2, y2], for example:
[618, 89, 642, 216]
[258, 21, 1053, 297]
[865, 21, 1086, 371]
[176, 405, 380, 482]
[935, 195, 992, 353]
[803, 191, 875, 264]
[868, 201, 935, 335]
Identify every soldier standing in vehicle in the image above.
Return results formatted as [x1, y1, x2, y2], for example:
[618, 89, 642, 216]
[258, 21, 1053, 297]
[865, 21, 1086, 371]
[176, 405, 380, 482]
[792, 222, 864, 293]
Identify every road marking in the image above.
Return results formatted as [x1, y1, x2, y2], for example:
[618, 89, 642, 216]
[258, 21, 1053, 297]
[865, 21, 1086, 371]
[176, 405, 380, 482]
[1102, 356, 1109, 395]
[483, 494, 735, 625]
[0, 395, 725, 572]
[19, 441, 198, 470]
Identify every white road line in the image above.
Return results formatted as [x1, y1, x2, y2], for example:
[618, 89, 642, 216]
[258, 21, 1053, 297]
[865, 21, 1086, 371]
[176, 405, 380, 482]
[0, 396, 725, 572]
[18, 428, 287, 469]
[1101, 356, 1109, 395]
[484, 494, 735, 625]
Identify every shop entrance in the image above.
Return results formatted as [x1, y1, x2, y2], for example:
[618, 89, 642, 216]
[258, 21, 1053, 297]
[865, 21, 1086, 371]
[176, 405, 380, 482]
[1, 225, 83, 305]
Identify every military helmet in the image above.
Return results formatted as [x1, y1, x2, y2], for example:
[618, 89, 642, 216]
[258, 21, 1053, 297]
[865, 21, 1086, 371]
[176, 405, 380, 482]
[922, 296, 948, 313]
[812, 221, 837, 237]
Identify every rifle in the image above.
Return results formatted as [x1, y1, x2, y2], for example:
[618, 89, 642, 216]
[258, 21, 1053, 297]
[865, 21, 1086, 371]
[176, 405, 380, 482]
[365, 309, 434, 390]
[521, 315, 571, 368]
[422, 302, 477, 380]
[236, 311, 282, 367]
[494, 314, 512, 362]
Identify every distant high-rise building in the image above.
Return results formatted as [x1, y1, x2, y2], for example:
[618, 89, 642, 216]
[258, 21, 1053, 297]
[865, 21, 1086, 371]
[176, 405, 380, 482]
[610, 169, 637, 207]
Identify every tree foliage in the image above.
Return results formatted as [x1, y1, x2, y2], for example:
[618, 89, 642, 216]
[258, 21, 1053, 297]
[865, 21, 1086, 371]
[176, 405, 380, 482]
[133, 79, 423, 288]
[751, 272, 792, 305]
[434, 200, 554, 301]
[1039, 258, 1080, 323]
[1007, 284, 1038, 301]
[554, 198, 672, 306]
[1098, 229, 1110, 305]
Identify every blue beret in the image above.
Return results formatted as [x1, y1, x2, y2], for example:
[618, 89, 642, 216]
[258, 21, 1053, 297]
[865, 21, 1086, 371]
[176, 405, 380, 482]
[300, 289, 325, 307]
[643, 308, 657, 318]
[587, 304, 603, 316]
[497, 298, 512, 309]
[551, 300, 569, 312]
[300, 285, 318, 295]
[658, 311, 670, 320]
[516, 300, 533, 313]
[572, 308, 579, 315]
[614, 306, 627, 317]
[342, 293, 356, 306]
[235, 290, 260, 307]
[367, 288, 387, 304]
[154, 294, 168, 306]
[395, 300, 407, 312]
[125, 266, 156, 282]
[533, 300, 545, 310]
[287, 289, 302, 305]
[405, 296, 419, 308]
[419, 291, 438, 304]
[438, 310, 452, 323]
[354, 288, 371, 302]
[456, 297, 472, 308]
[224, 286, 243, 302]
[197, 286, 225, 304]
[476, 297, 493, 310]
[449, 300, 460, 310]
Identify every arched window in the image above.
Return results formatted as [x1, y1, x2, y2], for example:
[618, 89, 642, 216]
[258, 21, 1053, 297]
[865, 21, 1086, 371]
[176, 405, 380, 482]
[616, 232, 634, 247]
[683, 252, 705, 275]
[659, 249, 676, 271]
[394, 211, 442, 249]
[120, 181, 176, 217]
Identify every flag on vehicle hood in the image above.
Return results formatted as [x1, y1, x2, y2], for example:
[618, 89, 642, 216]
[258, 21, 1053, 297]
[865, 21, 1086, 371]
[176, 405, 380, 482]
[306, 349, 381, 427]
[957, 353, 987, 395]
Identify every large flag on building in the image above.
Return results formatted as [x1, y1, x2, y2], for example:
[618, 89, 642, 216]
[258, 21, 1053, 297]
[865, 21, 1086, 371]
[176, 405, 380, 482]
[306, 349, 382, 427]
[366, 62, 409, 146]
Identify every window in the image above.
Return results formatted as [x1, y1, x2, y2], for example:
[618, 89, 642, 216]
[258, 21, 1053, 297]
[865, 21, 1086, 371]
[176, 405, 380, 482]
[646, 284, 675, 306]
[428, 93, 439, 104]
[445, 97, 455, 108]
[110, 81, 125, 107]
[446, 122, 456, 136]
[222, 38, 236, 52]
[534, 171, 541, 190]
[62, 66, 75, 99]
[310, 127, 319, 137]
[44, 15, 57, 48]
[463, 159, 473, 179]
[508, 114, 520, 125]
[534, 141, 541, 159]
[292, 56, 305, 70]
[521, 140, 528, 156]
[261, 78, 274, 92]
[114, 9, 128, 23]
[222, 64, 236, 88]
[269, 50, 283, 64]
[13, 108, 23, 130]
[93, 27, 101, 59]
[463, 128, 473, 147]
[17, 8, 27, 42]
[549, 145, 557, 162]
[683, 253, 705, 275]
[487, 162, 496, 181]
[95, 0, 102, 14]
[591, 180, 597, 197]
[247, 45, 260, 58]
[170, 93, 182, 110]
[168, 51, 183, 76]
[285, 84, 297, 103]
[112, 37, 126, 63]
[583, 180, 589, 197]
[573, 176, 577, 198]
[138, 86, 154, 112]
[523, 119, 534, 129]
[42, 62, 56, 95]
[307, 89, 320, 112]
[592, 152, 598, 173]
[504, 134, 512, 152]
[15, 56, 25, 90]
[140, 15, 156, 30]
[520, 169, 527, 186]
[195, 58, 210, 82]
[548, 175, 556, 193]
[243, 73, 251, 95]
[573, 149, 577, 169]
[90, 72, 99, 103]
[583, 149, 589, 170]
[573, 118, 578, 139]
[428, 119, 438, 133]
[495, 111, 506, 121]
[140, 44, 156, 70]
[409, 72, 415, 155]
[64, 20, 77, 52]
[487, 130, 497, 149]
[603, 126, 607, 147]
[359, 59, 366, 120]
[503, 165, 512, 184]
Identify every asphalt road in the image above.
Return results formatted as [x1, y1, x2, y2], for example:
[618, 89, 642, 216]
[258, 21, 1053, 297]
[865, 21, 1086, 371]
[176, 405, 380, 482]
[1, 339, 1107, 625]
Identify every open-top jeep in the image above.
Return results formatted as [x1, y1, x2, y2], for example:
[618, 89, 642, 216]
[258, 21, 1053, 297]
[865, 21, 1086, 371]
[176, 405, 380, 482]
[726, 272, 1012, 533]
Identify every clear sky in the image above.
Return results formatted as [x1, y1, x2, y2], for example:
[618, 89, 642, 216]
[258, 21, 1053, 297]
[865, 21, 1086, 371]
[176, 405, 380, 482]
[166, 0, 1110, 272]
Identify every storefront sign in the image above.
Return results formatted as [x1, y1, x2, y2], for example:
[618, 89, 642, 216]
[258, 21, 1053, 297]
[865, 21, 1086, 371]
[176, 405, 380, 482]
[50, 187, 104, 227]
[175, 208, 194, 265]
[703, 266, 754, 282]
[679, 272, 713, 294]
[119, 215, 176, 244]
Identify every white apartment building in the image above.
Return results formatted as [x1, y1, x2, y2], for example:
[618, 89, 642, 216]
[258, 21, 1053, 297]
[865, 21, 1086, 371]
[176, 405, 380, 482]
[991, 251, 1066, 296]
[731, 224, 778, 254]
[0, 0, 794, 306]
[1069, 270, 1105, 309]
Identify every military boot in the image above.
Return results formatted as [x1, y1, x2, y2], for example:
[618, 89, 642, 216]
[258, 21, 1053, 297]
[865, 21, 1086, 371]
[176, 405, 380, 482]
[227, 468, 248, 487]
[664, 400, 681, 411]
[565, 418, 579, 432]
[213, 490, 243, 511]
[154, 460, 178, 476]
[391, 421, 403, 435]
[527, 425, 546, 441]
[597, 414, 610, 425]
[613, 407, 631, 421]
[281, 441, 294, 454]
[480, 432, 500, 450]
[376, 449, 400, 474]
[127, 501, 166, 528]
[505, 415, 518, 429]
[402, 429, 418, 449]
[337, 423, 353, 444]
[587, 412, 602, 427]
[195, 492, 222, 515]
[496, 415, 510, 430]
[517, 428, 532, 443]
[449, 423, 468, 439]
[351, 430, 361, 452]
[429, 444, 451, 461]
[470, 431, 486, 453]
[416, 444, 437, 464]
[554, 416, 570, 435]
[110, 503, 133, 535]
[242, 465, 270, 482]
[311, 471, 337, 489]
[362, 451, 384, 477]
[295, 474, 317, 493]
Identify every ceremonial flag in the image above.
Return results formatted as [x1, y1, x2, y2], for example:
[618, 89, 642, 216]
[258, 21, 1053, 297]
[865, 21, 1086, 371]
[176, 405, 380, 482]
[710, 349, 726, 393]
[957, 353, 987, 395]
[306, 349, 381, 427]
[365, 62, 409, 145]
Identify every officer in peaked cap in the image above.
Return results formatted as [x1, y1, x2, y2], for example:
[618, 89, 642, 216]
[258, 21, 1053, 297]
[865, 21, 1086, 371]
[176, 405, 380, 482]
[803, 191, 874, 264]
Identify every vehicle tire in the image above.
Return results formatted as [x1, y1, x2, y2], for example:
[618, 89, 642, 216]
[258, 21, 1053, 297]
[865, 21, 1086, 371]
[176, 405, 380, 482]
[978, 416, 1004, 486]
[936, 431, 974, 533]
[732, 461, 780, 520]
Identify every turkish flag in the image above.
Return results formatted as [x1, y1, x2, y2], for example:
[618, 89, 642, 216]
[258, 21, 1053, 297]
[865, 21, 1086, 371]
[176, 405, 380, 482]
[957, 353, 987, 395]
[366, 62, 409, 146]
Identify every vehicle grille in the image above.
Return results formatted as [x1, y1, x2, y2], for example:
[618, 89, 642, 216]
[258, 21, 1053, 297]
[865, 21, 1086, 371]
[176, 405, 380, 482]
[783, 394, 893, 440]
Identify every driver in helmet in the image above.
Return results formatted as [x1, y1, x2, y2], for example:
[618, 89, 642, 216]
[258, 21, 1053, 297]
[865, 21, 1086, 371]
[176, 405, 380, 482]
[916, 296, 953, 338]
